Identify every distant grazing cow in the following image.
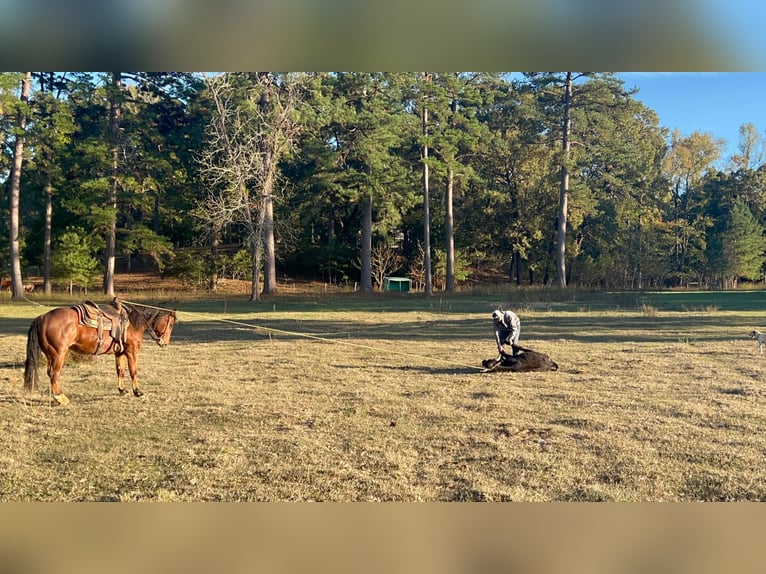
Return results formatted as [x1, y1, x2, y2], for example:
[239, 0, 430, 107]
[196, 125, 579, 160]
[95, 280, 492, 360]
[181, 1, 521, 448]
[481, 344, 558, 373]
[24, 283, 35, 293]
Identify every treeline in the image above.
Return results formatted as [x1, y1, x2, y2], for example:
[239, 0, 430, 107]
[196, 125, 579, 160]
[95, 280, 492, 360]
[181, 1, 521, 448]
[2, 72, 766, 300]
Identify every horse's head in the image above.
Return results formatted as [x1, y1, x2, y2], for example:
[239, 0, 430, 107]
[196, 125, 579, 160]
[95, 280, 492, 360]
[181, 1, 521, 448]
[153, 311, 177, 347]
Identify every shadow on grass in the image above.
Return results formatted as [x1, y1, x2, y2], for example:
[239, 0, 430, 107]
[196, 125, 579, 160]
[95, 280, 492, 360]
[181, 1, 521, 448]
[2, 294, 763, 349]
[378, 364, 483, 376]
[0, 361, 23, 369]
[165, 313, 759, 346]
[0, 391, 28, 405]
[0, 389, 138, 407]
[0, 318, 34, 334]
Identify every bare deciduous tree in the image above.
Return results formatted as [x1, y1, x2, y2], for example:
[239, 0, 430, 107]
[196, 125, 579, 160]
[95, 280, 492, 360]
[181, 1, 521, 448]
[370, 244, 403, 290]
[197, 73, 305, 300]
[408, 241, 427, 291]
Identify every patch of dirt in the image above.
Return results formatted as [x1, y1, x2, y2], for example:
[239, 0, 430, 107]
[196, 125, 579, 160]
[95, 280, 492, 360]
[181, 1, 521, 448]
[114, 273, 253, 295]
[114, 272, 185, 291]
[112, 272, 345, 295]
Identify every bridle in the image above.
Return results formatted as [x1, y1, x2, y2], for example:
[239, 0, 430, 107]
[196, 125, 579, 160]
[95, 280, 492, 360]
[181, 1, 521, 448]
[125, 304, 175, 346]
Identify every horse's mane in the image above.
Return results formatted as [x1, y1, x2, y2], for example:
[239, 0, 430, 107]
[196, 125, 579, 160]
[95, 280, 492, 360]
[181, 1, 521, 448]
[124, 303, 175, 329]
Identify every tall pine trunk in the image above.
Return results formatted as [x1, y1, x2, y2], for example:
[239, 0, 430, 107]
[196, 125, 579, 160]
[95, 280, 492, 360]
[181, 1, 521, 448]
[9, 72, 30, 301]
[262, 153, 278, 294]
[422, 94, 432, 297]
[445, 166, 455, 291]
[245, 181, 265, 302]
[257, 78, 280, 295]
[250, 240, 263, 301]
[327, 207, 336, 283]
[556, 72, 573, 289]
[43, 180, 53, 295]
[360, 193, 373, 292]
[103, 72, 121, 296]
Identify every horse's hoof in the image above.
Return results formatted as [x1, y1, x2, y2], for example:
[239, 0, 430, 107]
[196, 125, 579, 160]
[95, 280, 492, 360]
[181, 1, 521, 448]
[133, 389, 144, 397]
[118, 388, 128, 396]
[53, 394, 70, 406]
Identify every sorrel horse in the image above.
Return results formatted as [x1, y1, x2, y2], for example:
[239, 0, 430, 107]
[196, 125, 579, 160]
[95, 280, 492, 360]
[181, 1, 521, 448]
[24, 299, 177, 406]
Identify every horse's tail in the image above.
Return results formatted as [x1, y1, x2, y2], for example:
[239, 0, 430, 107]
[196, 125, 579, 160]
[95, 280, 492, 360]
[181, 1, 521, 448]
[23, 318, 41, 390]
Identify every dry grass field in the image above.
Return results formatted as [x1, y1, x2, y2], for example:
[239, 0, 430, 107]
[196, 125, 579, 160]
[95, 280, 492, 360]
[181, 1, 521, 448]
[2, 281, 766, 501]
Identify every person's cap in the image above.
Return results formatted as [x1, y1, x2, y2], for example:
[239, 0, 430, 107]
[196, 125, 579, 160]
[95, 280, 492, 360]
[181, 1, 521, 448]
[492, 310, 503, 320]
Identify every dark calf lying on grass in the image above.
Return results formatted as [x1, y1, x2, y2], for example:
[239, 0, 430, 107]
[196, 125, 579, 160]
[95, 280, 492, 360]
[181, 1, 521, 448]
[481, 344, 558, 373]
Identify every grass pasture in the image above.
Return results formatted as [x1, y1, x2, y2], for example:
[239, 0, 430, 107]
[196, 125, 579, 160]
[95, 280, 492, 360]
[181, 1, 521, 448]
[1, 287, 766, 501]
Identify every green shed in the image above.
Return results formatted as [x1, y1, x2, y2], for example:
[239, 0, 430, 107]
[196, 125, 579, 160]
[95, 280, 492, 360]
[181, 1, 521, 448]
[383, 277, 412, 292]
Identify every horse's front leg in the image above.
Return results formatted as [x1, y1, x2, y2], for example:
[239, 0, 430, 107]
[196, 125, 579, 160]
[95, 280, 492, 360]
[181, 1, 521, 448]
[115, 353, 129, 396]
[126, 350, 143, 397]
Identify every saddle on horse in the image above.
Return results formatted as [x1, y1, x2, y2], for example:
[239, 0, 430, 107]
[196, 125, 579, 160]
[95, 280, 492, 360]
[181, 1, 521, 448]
[72, 297, 130, 354]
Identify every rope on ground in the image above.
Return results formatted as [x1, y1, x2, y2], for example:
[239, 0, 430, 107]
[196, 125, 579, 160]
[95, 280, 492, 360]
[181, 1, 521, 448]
[122, 299, 486, 372]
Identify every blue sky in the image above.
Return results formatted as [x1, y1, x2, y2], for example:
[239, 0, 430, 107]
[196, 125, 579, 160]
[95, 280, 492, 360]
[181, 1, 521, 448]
[617, 72, 766, 164]
[698, 0, 766, 68]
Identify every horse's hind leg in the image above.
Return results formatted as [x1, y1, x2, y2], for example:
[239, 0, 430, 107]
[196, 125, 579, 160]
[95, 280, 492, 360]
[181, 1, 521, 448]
[47, 354, 70, 406]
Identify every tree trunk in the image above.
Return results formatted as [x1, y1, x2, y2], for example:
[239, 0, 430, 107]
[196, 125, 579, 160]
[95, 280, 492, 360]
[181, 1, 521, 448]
[153, 192, 160, 233]
[210, 219, 219, 292]
[9, 72, 30, 301]
[262, 156, 278, 294]
[636, 210, 643, 290]
[445, 166, 455, 291]
[103, 72, 121, 297]
[422, 98, 433, 297]
[248, 182, 265, 302]
[556, 72, 573, 289]
[327, 206, 336, 283]
[257, 74, 278, 296]
[43, 179, 53, 295]
[511, 251, 522, 286]
[250, 241, 262, 301]
[360, 193, 373, 292]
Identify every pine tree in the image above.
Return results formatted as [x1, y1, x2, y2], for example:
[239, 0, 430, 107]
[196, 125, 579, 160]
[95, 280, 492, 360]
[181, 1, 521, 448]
[7, 72, 30, 300]
[51, 227, 100, 293]
[718, 200, 766, 288]
[317, 73, 417, 292]
[29, 72, 76, 295]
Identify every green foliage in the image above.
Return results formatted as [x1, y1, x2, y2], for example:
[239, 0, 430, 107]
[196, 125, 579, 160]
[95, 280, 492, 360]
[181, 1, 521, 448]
[121, 226, 175, 272]
[163, 251, 208, 288]
[432, 248, 472, 283]
[51, 227, 100, 290]
[227, 248, 253, 280]
[10, 71, 766, 291]
[717, 200, 766, 284]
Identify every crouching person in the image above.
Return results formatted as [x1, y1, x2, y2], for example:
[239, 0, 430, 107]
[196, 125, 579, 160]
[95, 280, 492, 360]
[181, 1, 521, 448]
[492, 309, 521, 356]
